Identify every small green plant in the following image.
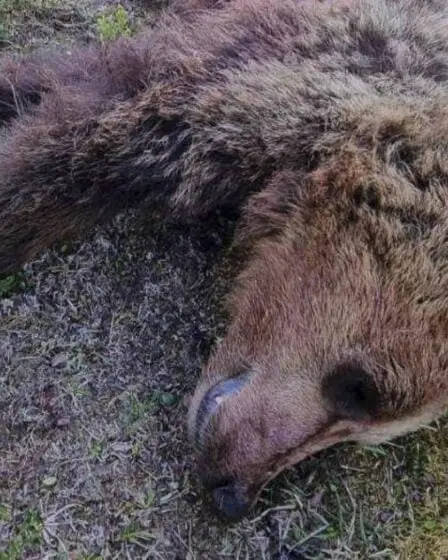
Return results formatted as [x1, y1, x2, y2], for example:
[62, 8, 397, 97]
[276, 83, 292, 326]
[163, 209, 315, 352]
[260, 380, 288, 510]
[2, 509, 43, 560]
[0, 503, 10, 522]
[0, 22, 6, 44]
[0, 273, 24, 298]
[89, 439, 105, 459]
[119, 521, 156, 546]
[97, 5, 131, 43]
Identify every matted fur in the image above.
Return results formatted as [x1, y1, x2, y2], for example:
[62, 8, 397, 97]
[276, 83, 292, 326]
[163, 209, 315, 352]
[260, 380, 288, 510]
[1, 0, 448, 517]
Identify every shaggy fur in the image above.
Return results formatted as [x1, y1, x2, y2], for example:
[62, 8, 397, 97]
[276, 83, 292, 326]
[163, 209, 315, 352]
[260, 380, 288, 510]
[1, 0, 448, 518]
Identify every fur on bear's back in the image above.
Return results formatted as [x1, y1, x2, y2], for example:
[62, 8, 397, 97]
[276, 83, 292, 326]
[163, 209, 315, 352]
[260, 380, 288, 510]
[0, 0, 448, 273]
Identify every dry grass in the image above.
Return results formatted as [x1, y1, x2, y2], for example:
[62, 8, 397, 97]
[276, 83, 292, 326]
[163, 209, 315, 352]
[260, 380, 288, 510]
[0, 1, 447, 558]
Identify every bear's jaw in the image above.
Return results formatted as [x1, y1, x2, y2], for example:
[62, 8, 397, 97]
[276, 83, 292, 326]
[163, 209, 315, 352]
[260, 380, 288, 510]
[191, 402, 371, 521]
[190, 392, 447, 520]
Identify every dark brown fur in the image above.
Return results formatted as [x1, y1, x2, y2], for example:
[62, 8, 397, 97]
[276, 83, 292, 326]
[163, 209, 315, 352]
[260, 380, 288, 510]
[1, 0, 448, 518]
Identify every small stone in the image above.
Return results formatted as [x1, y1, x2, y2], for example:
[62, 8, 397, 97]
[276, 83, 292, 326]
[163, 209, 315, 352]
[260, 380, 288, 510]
[378, 510, 394, 524]
[310, 489, 325, 507]
[55, 416, 70, 427]
[42, 475, 57, 488]
[160, 393, 178, 407]
[51, 354, 67, 368]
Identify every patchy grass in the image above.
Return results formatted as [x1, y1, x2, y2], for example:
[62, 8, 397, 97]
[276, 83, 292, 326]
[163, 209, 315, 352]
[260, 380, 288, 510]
[0, 1, 447, 559]
[0, 0, 158, 50]
[0, 0, 94, 49]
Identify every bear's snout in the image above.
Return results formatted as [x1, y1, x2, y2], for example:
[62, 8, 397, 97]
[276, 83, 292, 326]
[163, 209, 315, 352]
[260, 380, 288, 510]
[204, 477, 251, 521]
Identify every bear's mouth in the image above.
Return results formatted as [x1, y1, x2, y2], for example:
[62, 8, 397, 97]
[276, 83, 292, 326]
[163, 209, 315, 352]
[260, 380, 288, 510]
[207, 417, 368, 520]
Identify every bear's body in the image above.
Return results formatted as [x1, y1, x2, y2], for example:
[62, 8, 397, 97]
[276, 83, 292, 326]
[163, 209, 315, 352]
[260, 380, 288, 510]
[1, 0, 447, 518]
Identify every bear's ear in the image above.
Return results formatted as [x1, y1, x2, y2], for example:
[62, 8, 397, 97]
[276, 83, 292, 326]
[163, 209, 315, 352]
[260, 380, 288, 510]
[321, 362, 383, 421]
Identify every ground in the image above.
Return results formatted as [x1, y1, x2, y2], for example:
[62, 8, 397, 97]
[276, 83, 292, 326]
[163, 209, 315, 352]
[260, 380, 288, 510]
[0, 1, 447, 558]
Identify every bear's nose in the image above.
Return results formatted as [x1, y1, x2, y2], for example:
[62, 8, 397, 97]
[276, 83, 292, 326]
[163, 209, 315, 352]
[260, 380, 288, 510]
[210, 480, 250, 520]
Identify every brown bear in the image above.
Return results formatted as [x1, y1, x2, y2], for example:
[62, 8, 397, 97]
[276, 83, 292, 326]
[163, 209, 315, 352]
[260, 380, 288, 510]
[1, 0, 448, 520]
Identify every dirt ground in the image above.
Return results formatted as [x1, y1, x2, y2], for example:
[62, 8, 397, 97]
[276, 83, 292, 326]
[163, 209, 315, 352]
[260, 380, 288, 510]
[0, 1, 447, 558]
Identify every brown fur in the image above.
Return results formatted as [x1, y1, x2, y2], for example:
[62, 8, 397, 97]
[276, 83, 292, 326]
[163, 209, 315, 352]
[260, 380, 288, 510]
[1, 0, 448, 518]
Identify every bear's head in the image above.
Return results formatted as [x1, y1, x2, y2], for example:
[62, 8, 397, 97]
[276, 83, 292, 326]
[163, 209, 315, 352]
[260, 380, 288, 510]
[188, 152, 448, 519]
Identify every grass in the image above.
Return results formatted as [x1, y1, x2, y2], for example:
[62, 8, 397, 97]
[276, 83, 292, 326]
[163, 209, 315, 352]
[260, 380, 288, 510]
[0, 0, 93, 49]
[0, 1, 447, 558]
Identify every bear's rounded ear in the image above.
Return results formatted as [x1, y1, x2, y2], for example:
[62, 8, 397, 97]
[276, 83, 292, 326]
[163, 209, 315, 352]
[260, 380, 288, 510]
[321, 362, 383, 421]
